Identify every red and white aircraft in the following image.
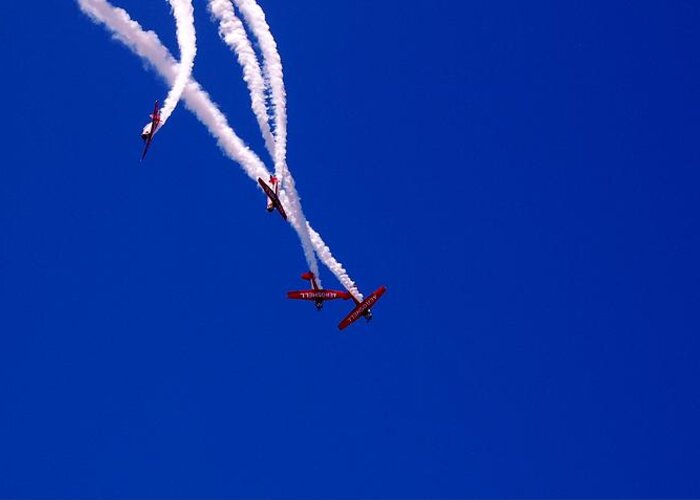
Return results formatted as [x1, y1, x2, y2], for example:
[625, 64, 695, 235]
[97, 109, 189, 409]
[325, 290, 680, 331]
[287, 272, 352, 310]
[258, 175, 288, 220]
[338, 285, 387, 330]
[140, 100, 161, 161]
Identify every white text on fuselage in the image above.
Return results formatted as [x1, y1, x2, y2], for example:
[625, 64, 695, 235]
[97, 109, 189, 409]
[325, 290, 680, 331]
[347, 294, 378, 322]
[300, 291, 340, 299]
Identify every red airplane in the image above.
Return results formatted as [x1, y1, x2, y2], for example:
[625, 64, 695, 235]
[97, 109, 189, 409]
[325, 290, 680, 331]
[338, 285, 387, 330]
[258, 175, 288, 220]
[287, 272, 352, 310]
[140, 100, 161, 161]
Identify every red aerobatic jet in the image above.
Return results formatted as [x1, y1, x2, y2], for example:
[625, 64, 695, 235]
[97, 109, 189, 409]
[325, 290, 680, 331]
[338, 285, 387, 330]
[287, 272, 352, 310]
[258, 175, 288, 220]
[140, 100, 161, 161]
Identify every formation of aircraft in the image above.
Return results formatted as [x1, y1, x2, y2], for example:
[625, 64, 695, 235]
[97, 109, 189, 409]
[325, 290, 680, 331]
[140, 101, 161, 161]
[258, 175, 288, 220]
[286, 271, 387, 330]
[136, 104, 385, 330]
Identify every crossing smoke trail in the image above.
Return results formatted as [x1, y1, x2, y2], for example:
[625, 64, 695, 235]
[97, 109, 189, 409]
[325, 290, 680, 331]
[207, 0, 275, 158]
[231, 0, 287, 181]
[77, 0, 266, 181]
[230, 0, 324, 291]
[75, 0, 365, 297]
[159, 0, 197, 126]
[75, 0, 317, 276]
[210, 0, 364, 296]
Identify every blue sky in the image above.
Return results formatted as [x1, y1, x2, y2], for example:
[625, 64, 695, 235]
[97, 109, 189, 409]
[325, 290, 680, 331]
[1, 0, 699, 497]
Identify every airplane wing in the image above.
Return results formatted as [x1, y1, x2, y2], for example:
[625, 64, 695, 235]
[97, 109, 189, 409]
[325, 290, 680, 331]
[287, 290, 352, 301]
[152, 101, 161, 124]
[338, 305, 364, 330]
[258, 178, 288, 221]
[338, 286, 387, 330]
[276, 202, 288, 221]
[141, 135, 153, 161]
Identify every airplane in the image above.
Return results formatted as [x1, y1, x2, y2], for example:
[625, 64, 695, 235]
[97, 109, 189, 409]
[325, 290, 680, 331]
[140, 100, 161, 161]
[257, 175, 287, 220]
[338, 285, 387, 330]
[287, 272, 352, 310]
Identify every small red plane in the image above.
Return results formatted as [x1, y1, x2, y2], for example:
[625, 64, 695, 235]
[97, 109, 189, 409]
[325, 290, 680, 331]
[338, 285, 387, 330]
[287, 272, 352, 310]
[258, 175, 287, 221]
[140, 100, 161, 161]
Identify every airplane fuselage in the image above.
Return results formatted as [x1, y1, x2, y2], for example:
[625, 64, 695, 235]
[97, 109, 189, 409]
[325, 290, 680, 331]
[141, 122, 153, 139]
[258, 177, 287, 220]
[140, 101, 161, 160]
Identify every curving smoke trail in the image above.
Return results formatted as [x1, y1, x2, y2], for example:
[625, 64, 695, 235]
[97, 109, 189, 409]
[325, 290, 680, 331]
[77, 0, 266, 183]
[207, 0, 275, 159]
[158, 0, 197, 127]
[77, 0, 350, 289]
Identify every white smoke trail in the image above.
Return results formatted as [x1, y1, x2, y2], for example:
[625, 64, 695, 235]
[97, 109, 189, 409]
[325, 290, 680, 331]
[231, 1, 324, 290]
[207, 0, 275, 159]
[307, 225, 362, 300]
[158, 0, 197, 127]
[205, 1, 318, 279]
[278, 190, 320, 286]
[278, 180, 320, 284]
[76, 0, 328, 282]
[77, 0, 266, 182]
[231, 0, 287, 180]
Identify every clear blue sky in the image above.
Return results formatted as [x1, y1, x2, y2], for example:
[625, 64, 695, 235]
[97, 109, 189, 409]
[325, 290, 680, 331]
[1, 0, 699, 497]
